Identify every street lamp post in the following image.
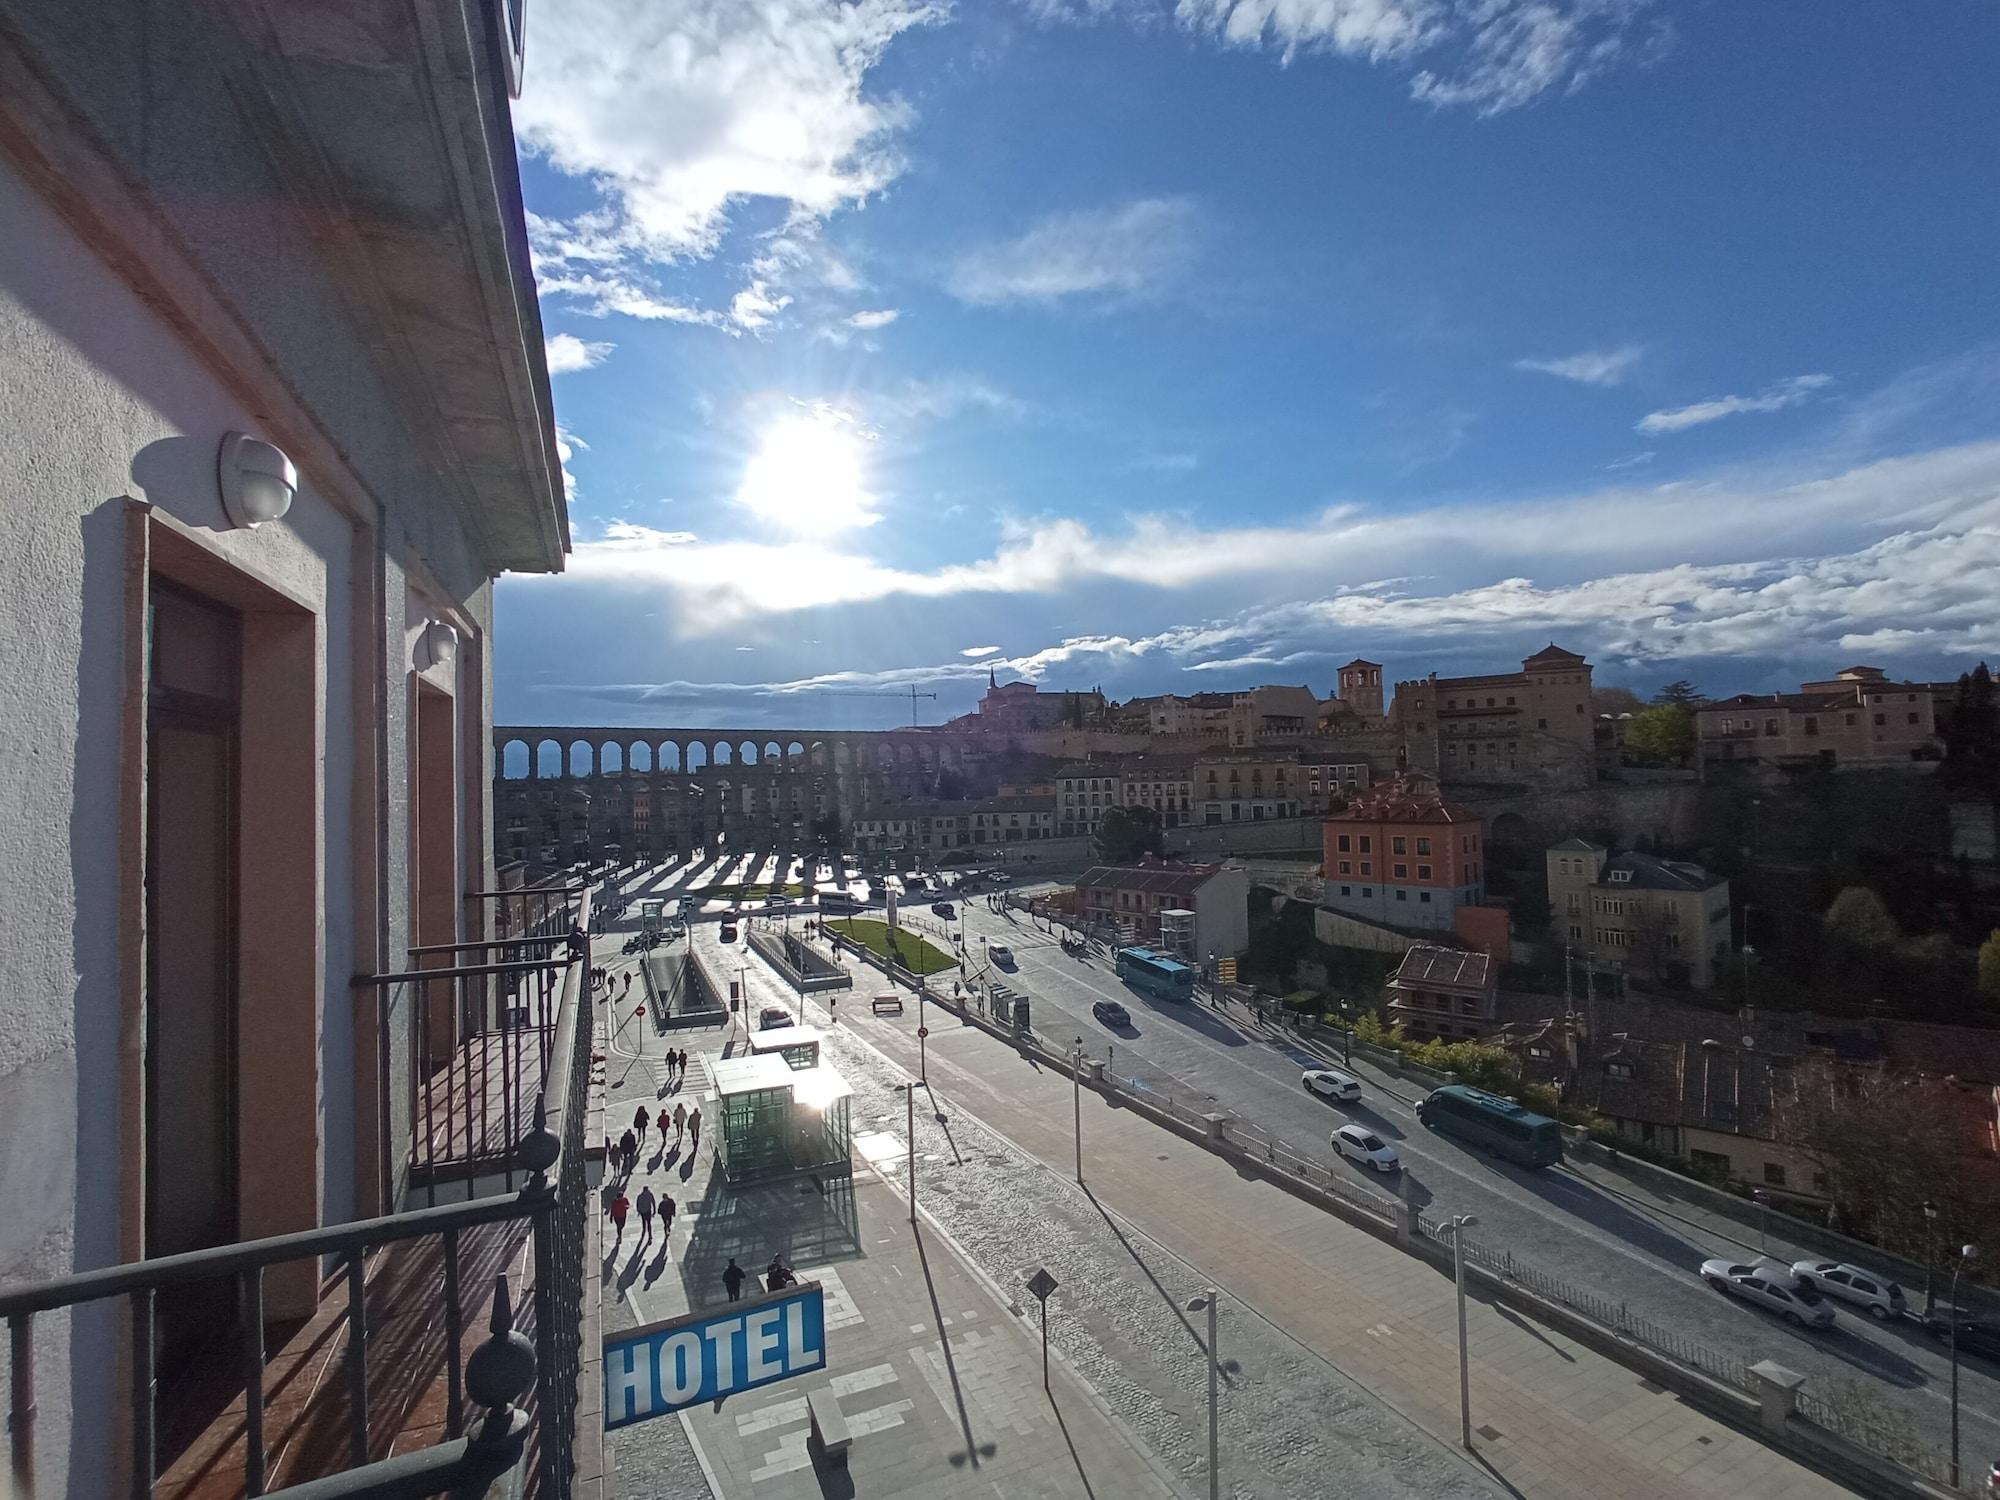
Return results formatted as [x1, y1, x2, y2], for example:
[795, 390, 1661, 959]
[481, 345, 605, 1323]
[1071, 1039, 1084, 1184]
[1950, 1243, 1978, 1488]
[1751, 1188, 1770, 1253]
[1184, 1290, 1221, 1500]
[1923, 1200, 1940, 1318]
[905, 1082, 918, 1227]
[1443, 1214, 1480, 1449]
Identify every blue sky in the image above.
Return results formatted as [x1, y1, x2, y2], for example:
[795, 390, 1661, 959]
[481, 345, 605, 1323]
[499, 0, 2000, 730]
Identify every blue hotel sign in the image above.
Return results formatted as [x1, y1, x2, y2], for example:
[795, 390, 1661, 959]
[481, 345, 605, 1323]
[604, 1283, 827, 1428]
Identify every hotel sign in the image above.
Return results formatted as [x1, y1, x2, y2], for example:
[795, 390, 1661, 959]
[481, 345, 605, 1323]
[604, 1283, 827, 1428]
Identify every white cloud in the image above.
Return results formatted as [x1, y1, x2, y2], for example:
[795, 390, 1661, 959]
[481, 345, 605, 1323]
[517, 0, 941, 314]
[1605, 450, 1655, 470]
[847, 309, 901, 329]
[1639, 374, 1833, 434]
[948, 198, 1200, 307]
[1514, 344, 1643, 387]
[554, 424, 586, 500]
[729, 280, 794, 331]
[960, 645, 1002, 657]
[545, 333, 615, 373]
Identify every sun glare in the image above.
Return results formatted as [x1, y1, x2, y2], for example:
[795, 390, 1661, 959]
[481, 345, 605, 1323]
[735, 414, 878, 535]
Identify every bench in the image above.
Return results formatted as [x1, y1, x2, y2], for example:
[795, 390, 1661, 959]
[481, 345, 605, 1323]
[870, 994, 904, 1016]
[806, 1387, 851, 1466]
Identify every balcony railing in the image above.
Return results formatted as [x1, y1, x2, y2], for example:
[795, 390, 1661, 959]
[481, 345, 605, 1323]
[1, 886, 595, 1499]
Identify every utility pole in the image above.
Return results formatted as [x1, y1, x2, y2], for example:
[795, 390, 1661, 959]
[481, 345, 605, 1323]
[1184, 1290, 1221, 1500]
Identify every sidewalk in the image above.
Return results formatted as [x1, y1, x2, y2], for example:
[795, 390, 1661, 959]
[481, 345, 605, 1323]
[823, 989, 1863, 1500]
[598, 1019, 1183, 1500]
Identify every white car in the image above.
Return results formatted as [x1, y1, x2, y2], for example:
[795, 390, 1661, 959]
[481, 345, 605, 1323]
[1332, 1124, 1400, 1173]
[1302, 1068, 1362, 1104]
[988, 944, 1014, 966]
[1790, 1261, 1907, 1320]
[1700, 1258, 1835, 1329]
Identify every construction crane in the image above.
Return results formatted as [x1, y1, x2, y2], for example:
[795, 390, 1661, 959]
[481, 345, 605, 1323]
[806, 687, 939, 725]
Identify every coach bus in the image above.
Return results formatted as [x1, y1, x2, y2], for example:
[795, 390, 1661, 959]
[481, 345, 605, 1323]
[1415, 1084, 1563, 1168]
[1114, 946, 1196, 1003]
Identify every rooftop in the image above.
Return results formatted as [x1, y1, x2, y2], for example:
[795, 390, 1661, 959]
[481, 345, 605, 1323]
[1392, 944, 1494, 993]
[1329, 774, 1476, 826]
[1075, 864, 1223, 896]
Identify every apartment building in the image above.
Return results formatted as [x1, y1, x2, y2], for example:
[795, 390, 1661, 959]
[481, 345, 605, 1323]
[1193, 752, 1302, 823]
[0, 1, 572, 1493]
[1056, 763, 1124, 838]
[1696, 665, 1943, 770]
[1321, 776, 1485, 932]
[1228, 684, 1321, 746]
[1298, 755, 1373, 813]
[1074, 863, 1251, 960]
[1391, 643, 1596, 789]
[1116, 754, 1198, 828]
[1387, 945, 1498, 1041]
[1547, 841, 1733, 989]
[851, 795, 1057, 852]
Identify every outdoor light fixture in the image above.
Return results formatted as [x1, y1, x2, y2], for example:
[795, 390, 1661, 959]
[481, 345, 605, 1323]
[415, 619, 459, 673]
[217, 431, 297, 529]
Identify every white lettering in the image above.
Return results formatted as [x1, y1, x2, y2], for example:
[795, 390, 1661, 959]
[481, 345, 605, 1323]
[704, 1318, 745, 1397]
[660, 1331, 703, 1406]
[744, 1307, 783, 1384]
[785, 1298, 821, 1368]
[606, 1341, 652, 1424]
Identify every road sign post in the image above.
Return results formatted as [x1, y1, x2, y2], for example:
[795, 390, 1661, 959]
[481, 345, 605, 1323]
[1026, 1268, 1059, 1391]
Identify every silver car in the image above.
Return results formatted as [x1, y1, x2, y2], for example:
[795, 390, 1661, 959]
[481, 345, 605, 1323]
[1332, 1123, 1400, 1173]
[1790, 1261, 1907, 1320]
[1701, 1258, 1835, 1329]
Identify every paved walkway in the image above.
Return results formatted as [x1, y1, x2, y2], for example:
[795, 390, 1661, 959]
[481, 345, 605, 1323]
[808, 979, 1865, 1500]
[598, 1001, 1182, 1499]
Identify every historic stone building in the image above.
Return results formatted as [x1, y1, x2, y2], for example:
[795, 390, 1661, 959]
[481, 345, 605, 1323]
[1391, 643, 1597, 790]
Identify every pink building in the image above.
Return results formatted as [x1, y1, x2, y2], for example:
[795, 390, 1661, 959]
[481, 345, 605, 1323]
[1697, 666, 1942, 770]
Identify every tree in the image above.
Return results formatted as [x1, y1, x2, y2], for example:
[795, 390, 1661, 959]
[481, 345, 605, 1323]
[1980, 928, 2000, 1003]
[1593, 685, 1647, 717]
[1092, 804, 1164, 864]
[1623, 704, 1695, 765]
[1652, 680, 1705, 708]
[809, 811, 844, 850]
[1822, 885, 1901, 951]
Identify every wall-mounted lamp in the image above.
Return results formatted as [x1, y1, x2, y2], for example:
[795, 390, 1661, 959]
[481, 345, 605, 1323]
[217, 432, 297, 529]
[415, 620, 459, 673]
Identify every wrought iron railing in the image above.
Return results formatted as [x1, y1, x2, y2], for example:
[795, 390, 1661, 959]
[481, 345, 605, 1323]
[1, 888, 596, 1499]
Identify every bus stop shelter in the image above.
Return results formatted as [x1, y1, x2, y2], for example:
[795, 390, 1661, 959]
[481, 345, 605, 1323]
[748, 1024, 824, 1070]
[712, 1053, 854, 1181]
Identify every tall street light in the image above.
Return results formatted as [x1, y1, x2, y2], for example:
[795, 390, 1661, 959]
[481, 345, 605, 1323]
[1441, 1214, 1480, 1449]
[1949, 1242, 1978, 1489]
[1070, 1039, 1085, 1184]
[1184, 1290, 1221, 1500]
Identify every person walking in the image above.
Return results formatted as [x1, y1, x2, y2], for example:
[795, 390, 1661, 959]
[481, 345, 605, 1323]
[633, 1103, 650, 1146]
[689, 1105, 702, 1150]
[722, 1257, 746, 1302]
[659, 1190, 676, 1242]
[608, 1190, 629, 1240]
[635, 1185, 656, 1244]
[673, 1101, 687, 1142]
[616, 1128, 637, 1179]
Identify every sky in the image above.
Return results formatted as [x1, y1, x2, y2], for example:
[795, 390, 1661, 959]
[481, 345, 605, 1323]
[497, 0, 2000, 732]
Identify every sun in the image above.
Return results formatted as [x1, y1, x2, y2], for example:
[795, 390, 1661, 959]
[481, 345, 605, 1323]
[735, 413, 878, 535]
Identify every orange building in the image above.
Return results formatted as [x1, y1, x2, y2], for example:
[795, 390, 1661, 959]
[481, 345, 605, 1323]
[1322, 775, 1486, 932]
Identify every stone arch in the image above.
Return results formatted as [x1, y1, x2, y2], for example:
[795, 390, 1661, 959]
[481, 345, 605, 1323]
[787, 740, 806, 770]
[630, 741, 653, 773]
[535, 739, 564, 778]
[739, 740, 759, 766]
[715, 742, 733, 767]
[660, 741, 683, 772]
[601, 741, 624, 775]
[685, 742, 707, 772]
[499, 738, 531, 779]
[568, 740, 595, 778]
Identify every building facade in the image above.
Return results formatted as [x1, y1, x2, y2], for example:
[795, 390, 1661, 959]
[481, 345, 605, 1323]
[1057, 763, 1125, 838]
[1696, 666, 1943, 771]
[1074, 864, 1251, 961]
[1321, 776, 1485, 932]
[1298, 756, 1372, 814]
[1116, 755, 1198, 829]
[1193, 752, 1302, 824]
[1387, 945, 1498, 1041]
[1391, 643, 1596, 789]
[1546, 841, 1733, 989]
[850, 795, 1057, 853]
[0, 1, 567, 1492]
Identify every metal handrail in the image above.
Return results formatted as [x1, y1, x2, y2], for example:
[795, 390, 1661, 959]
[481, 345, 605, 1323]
[356, 957, 565, 986]
[407, 935, 564, 957]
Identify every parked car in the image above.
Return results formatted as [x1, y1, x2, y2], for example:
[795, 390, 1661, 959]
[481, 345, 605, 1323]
[1331, 1124, 1399, 1173]
[758, 1005, 793, 1031]
[719, 921, 738, 942]
[1092, 999, 1131, 1028]
[1790, 1261, 1906, 1320]
[1302, 1068, 1362, 1104]
[1700, 1259, 1835, 1328]
[932, 901, 956, 919]
[1923, 1315, 2000, 1362]
[988, 944, 1014, 967]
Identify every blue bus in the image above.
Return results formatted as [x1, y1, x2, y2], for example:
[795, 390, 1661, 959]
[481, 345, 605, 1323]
[1416, 1085, 1563, 1168]
[1115, 946, 1195, 1002]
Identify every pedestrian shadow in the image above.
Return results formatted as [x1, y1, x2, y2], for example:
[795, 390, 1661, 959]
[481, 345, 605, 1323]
[642, 1241, 674, 1290]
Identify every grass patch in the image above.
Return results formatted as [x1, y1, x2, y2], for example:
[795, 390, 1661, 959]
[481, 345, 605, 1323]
[824, 917, 958, 976]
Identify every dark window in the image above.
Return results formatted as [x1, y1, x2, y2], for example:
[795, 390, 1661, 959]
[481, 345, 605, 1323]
[1538, 718, 1548, 729]
[1417, 864, 1431, 880]
[1419, 891, 1432, 903]
[1763, 1163, 1787, 1187]
[1873, 713, 1886, 726]
[1394, 863, 1408, 879]
[1338, 833, 1351, 852]
[1416, 837, 1431, 855]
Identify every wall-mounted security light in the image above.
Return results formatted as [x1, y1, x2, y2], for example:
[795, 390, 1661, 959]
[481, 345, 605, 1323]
[217, 432, 298, 529]
[415, 620, 459, 673]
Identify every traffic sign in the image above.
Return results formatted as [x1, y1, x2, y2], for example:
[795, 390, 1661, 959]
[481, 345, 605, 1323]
[917, 1025, 929, 1038]
[1026, 1267, 1058, 1302]
[636, 1005, 646, 1017]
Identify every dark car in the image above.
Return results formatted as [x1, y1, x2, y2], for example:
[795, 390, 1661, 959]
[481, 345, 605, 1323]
[1925, 1315, 2000, 1362]
[1092, 999, 1131, 1027]
[931, 901, 956, 919]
